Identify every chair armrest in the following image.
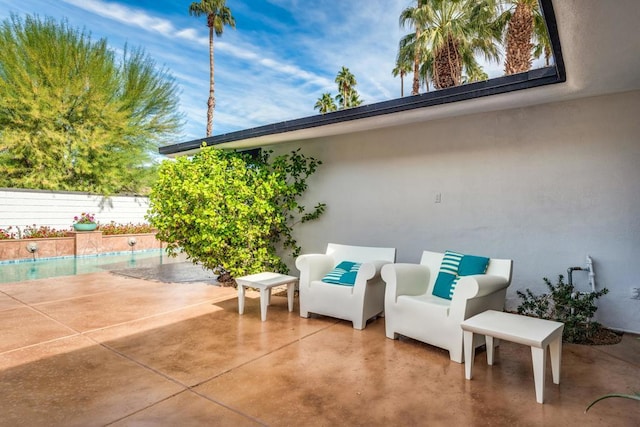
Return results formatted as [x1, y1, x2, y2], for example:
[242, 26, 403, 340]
[356, 260, 391, 282]
[295, 254, 334, 284]
[453, 274, 510, 300]
[381, 263, 431, 299]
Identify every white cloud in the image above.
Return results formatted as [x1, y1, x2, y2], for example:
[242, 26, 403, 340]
[62, 0, 177, 35]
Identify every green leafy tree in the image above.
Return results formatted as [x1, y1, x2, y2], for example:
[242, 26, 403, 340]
[188, 0, 236, 137]
[0, 14, 182, 194]
[147, 146, 325, 282]
[314, 93, 337, 114]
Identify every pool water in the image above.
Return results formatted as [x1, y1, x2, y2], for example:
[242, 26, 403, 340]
[0, 250, 175, 283]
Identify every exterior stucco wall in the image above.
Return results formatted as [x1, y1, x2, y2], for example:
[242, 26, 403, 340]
[278, 90, 640, 333]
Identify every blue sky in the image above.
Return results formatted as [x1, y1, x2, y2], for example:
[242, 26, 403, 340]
[0, 0, 506, 143]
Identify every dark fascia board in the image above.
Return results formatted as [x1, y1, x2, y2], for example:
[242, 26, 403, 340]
[160, 0, 565, 157]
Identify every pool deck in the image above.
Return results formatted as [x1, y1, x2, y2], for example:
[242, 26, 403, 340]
[0, 271, 639, 426]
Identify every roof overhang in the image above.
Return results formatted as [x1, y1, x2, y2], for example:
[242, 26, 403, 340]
[160, 67, 564, 157]
[159, 0, 640, 157]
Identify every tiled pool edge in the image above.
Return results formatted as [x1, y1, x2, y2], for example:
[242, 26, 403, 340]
[0, 248, 168, 265]
[0, 232, 164, 263]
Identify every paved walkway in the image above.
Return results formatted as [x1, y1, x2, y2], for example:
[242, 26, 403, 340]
[0, 272, 638, 426]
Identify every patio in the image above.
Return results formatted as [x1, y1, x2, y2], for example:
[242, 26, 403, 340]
[0, 271, 638, 426]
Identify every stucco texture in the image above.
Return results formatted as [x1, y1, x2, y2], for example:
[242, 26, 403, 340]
[278, 90, 640, 333]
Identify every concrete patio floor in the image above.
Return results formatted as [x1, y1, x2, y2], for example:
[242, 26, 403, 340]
[0, 271, 638, 426]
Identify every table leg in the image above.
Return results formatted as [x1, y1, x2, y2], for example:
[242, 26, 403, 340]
[287, 282, 294, 312]
[260, 288, 269, 321]
[486, 336, 495, 365]
[549, 335, 562, 384]
[238, 284, 246, 315]
[463, 330, 475, 380]
[531, 346, 547, 404]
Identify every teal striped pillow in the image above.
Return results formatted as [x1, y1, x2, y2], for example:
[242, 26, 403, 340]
[432, 251, 489, 299]
[321, 261, 361, 286]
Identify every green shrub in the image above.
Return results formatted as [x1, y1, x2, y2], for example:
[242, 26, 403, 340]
[147, 146, 325, 280]
[517, 275, 609, 343]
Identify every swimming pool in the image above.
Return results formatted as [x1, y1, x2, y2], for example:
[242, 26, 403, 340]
[0, 250, 179, 283]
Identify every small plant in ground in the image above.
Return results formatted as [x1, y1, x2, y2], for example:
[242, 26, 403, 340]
[22, 225, 67, 239]
[73, 212, 96, 224]
[517, 274, 609, 344]
[99, 221, 156, 235]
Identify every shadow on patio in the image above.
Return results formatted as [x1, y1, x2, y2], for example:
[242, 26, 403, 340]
[0, 272, 638, 426]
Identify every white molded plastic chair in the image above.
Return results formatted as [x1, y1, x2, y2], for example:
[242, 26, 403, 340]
[382, 250, 512, 363]
[295, 243, 396, 329]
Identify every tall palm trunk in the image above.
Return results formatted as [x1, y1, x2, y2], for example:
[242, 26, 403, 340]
[412, 29, 421, 96]
[206, 16, 215, 137]
[433, 34, 461, 89]
[504, 2, 534, 75]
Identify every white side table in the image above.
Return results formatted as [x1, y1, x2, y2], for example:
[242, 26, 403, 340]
[460, 310, 564, 404]
[236, 272, 298, 321]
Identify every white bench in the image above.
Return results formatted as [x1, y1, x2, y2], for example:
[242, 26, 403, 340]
[460, 310, 564, 404]
[236, 272, 298, 321]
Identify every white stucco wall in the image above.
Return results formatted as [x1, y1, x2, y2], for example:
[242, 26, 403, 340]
[278, 90, 640, 333]
[0, 189, 150, 232]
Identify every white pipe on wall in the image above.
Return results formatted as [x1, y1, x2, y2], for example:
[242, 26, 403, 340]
[586, 254, 596, 293]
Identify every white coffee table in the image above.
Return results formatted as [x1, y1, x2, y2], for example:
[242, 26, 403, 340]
[460, 310, 564, 404]
[236, 272, 298, 321]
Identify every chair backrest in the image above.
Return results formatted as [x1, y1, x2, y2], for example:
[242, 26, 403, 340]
[485, 258, 512, 283]
[420, 250, 512, 291]
[326, 243, 396, 264]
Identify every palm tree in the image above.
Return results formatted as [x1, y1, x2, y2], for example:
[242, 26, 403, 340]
[462, 63, 489, 84]
[334, 66, 358, 109]
[343, 90, 363, 108]
[392, 43, 414, 97]
[334, 88, 363, 110]
[495, 0, 551, 74]
[314, 93, 337, 114]
[188, 0, 235, 137]
[399, 0, 429, 95]
[418, 54, 435, 92]
[398, 0, 501, 92]
[398, 32, 434, 94]
[421, 0, 501, 90]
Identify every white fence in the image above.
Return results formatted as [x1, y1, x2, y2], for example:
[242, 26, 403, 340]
[0, 188, 151, 233]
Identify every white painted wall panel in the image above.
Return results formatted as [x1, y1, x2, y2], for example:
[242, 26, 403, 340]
[0, 190, 149, 231]
[276, 90, 640, 333]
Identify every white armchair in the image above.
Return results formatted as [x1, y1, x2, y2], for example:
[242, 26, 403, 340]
[295, 243, 396, 329]
[382, 250, 512, 363]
